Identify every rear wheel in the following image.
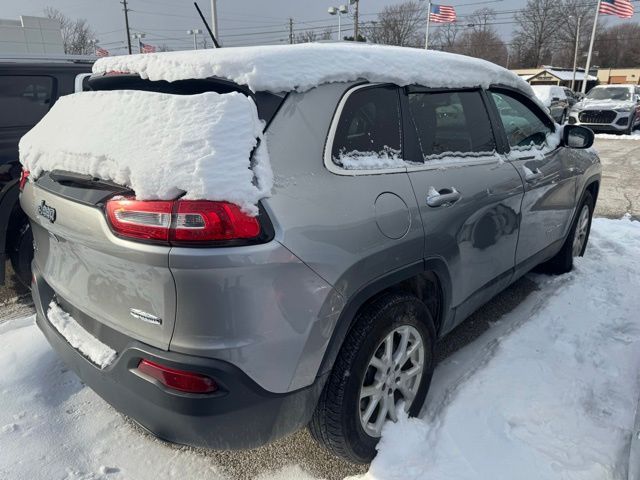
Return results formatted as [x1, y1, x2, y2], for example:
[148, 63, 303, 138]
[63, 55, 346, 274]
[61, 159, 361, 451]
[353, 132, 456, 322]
[538, 191, 594, 274]
[9, 221, 33, 289]
[309, 292, 435, 463]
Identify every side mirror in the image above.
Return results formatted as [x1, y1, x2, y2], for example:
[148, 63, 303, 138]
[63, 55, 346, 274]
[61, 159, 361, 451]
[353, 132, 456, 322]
[563, 125, 594, 149]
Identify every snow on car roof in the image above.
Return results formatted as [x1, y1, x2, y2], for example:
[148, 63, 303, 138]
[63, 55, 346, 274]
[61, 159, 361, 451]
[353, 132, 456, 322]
[94, 42, 533, 95]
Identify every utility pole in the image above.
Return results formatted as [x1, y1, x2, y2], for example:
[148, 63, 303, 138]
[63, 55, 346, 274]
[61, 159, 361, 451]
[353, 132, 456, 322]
[289, 18, 294, 44]
[121, 0, 132, 54]
[582, 0, 601, 94]
[353, 0, 359, 41]
[210, 0, 219, 40]
[571, 16, 582, 91]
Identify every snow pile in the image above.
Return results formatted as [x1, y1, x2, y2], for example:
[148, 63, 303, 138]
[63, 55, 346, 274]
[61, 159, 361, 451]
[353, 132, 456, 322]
[93, 43, 533, 96]
[19, 90, 271, 215]
[596, 131, 640, 140]
[1, 218, 639, 479]
[337, 147, 409, 170]
[365, 216, 640, 480]
[47, 302, 116, 369]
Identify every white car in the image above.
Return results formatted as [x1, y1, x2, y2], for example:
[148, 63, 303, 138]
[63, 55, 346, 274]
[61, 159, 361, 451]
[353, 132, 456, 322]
[569, 84, 640, 134]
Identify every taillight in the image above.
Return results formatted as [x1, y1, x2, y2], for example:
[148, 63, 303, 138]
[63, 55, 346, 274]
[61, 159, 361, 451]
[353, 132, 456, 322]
[106, 198, 173, 241]
[172, 200, 260, 242]
[19, 169, 30, 191]
[105, 197, 262, 245]
[137, 359, 217, 394]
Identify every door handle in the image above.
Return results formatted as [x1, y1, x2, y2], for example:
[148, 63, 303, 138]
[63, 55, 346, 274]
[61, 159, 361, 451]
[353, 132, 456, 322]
[524, 168, 544, 183]
[427, 187, 461, 207]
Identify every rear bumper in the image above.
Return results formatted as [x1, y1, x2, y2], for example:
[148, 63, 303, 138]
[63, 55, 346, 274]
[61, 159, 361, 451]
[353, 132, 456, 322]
[32, 268, 325, 450]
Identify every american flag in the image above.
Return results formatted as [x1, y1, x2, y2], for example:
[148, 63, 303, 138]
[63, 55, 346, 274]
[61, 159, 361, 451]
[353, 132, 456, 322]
[599, 0, 634, 18]
[140, 42, 157, 54]
[430, 4, 457, 23]
[95, 47, 109, 57]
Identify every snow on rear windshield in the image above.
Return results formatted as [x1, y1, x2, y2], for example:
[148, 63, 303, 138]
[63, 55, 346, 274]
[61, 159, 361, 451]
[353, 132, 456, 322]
[19, 90, 272, 215]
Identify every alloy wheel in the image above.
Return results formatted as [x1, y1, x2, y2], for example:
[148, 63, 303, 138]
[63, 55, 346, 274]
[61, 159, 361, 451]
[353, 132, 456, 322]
[572, 205, 590, 257]
[358, 325, 425, 437]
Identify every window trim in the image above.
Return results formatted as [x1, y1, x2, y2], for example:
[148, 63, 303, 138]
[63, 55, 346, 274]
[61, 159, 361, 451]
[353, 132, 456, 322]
[487, 86, 557, 156]
[323, 83, 407, 176]
[401, 86, 506, 172]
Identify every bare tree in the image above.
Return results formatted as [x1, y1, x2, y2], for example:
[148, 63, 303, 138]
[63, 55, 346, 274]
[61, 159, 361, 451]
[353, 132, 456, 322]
[44, 7, 96, 55]
[430, 22, 461, 51]
[511, 0, 563, 67]
[467, 8, 496, 33]
[295, 30, 318, 43]
[363, 1, 427, 47]
[549, 0, 595, 67]
[456, 30, 508, 66]
[594, 22, 640, 67]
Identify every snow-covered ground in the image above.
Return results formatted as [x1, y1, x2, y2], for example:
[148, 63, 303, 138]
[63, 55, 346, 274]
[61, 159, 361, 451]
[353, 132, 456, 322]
[1, 217, 639, 480]
[596, 131, 640, 140]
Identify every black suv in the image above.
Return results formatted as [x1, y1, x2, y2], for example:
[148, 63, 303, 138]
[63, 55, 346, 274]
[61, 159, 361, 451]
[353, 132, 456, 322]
[0, 55, 93, 286]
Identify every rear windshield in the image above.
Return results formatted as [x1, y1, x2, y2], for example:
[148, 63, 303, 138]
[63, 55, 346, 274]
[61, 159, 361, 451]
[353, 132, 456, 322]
[88, 74, 284, 125]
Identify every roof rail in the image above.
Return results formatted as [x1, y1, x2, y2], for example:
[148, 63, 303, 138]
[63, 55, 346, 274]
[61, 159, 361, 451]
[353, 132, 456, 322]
[0, 53, 96, 64]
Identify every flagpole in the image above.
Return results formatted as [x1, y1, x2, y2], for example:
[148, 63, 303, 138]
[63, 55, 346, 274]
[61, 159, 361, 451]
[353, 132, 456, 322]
[582, 0, 601, 94]
[425, 1, 432, 49]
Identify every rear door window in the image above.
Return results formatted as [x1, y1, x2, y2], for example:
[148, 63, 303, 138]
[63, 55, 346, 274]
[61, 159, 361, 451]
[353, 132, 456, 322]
[406, 90, 496, 160]
[0, 76, 54, 128]
[331, 85, 403, 169]
[490, 91, 553, 149]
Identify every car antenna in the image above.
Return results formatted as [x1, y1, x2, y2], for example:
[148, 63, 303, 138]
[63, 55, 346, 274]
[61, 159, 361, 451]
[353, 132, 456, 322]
[194, 2, 221, 48]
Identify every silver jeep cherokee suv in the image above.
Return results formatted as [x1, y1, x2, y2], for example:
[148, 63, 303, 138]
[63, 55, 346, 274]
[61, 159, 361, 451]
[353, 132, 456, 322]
[21, 47, 601, 464]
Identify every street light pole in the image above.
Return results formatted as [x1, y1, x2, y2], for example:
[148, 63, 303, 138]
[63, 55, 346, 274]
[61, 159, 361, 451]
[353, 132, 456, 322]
[328, 5, 348, 41]
[571, 16, 581, 91]
[132, 33, 145, 54]
[187, 29, 202, 50]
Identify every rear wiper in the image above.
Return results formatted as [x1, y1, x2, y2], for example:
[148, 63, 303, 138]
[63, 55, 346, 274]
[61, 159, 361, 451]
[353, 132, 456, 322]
[48, 171, 128, 191]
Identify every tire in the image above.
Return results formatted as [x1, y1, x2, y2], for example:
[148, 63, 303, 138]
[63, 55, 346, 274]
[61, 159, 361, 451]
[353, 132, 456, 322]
[9, 221, 33, 290]
[626, 114, 636, 135]
[308, 292, 436, 463]
[539, 191, 594, 275]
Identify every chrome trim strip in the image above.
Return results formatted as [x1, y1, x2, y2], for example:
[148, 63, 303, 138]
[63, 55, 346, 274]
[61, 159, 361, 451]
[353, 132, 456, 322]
[323, 83, 408, 177]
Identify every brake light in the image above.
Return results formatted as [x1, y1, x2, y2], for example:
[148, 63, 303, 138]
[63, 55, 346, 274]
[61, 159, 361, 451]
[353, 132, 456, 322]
[19, 169, 30, 191]
[105, 197, 262, 244]
[137, 359, 217, 394]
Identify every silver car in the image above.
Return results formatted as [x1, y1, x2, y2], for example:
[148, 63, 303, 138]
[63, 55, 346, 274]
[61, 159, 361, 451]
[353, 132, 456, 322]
[21, 61, 601, 463]
[569, 84, 640, 134]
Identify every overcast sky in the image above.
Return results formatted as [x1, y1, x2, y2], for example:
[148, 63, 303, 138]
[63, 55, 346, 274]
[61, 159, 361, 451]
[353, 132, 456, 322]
[2, 0, 617, 53]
